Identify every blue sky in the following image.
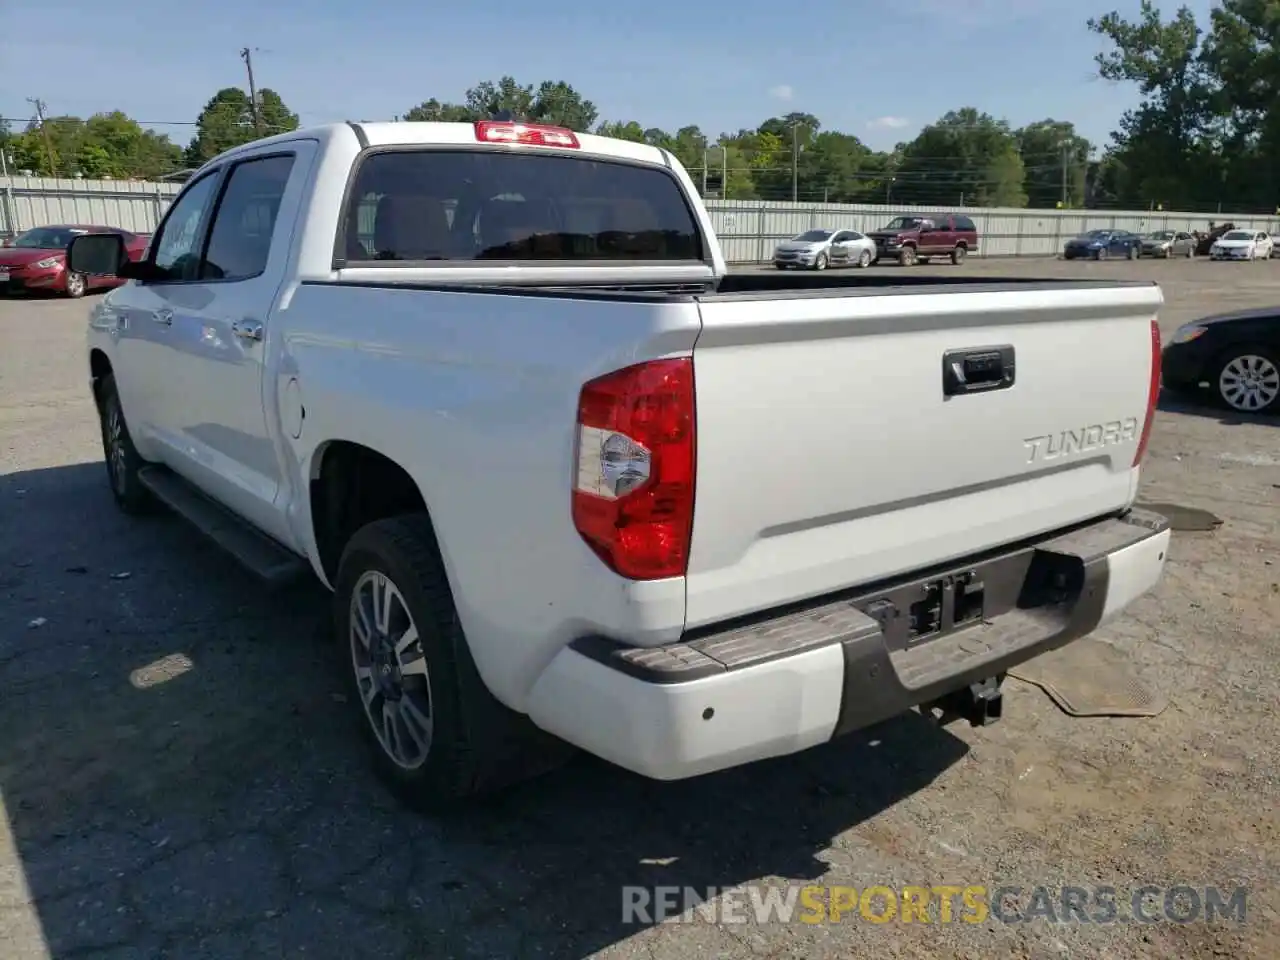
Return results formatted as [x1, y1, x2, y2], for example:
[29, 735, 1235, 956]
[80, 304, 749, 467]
[1, 0, 1218, 154]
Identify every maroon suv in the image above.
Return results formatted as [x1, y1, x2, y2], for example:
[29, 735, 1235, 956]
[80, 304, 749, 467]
[867, 214, 979, 266]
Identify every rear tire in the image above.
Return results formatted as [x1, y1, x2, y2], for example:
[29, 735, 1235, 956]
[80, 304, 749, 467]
[950, 244, 967, 265]
[334, 515, 572, 813]
[96, 374, 155, 515]
[858, 249, 872, 268]
[1127, 244, 1138, 260]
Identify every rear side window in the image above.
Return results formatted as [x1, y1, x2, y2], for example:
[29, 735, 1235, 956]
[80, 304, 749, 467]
[340, 150, 704, 264]
[955, 216, 976, 232]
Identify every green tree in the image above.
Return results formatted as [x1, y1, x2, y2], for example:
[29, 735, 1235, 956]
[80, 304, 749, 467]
[1087, 2, 1220, 208]
[1202, 0, 1280, 208]
[403, 99, 475, 122]
[184, 87, 299, 167]
[1015, 120, 1091, 207]
[595, 120, 648, 142]
[3, 112, 180, 178]
[895, 109, 1027, 207]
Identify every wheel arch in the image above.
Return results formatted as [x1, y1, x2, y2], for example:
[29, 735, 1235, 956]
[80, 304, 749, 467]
[307, 438, 439, 587]
[89, 348, 113, 404]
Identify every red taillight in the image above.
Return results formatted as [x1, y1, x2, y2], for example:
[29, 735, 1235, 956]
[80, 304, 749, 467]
[1133, 318, 1162, 466]
[474, 121, 579, 149]
[572, 358, 696, 580]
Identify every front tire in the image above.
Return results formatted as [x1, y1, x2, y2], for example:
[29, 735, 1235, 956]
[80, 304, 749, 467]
[1214, 347, 1280, 414]
[898, 245, 917, 267]
[96, 373, 154, 515]
[334, 515, 570, 812]
[813, 252, 828, 271]
[64, 271, 87, 298]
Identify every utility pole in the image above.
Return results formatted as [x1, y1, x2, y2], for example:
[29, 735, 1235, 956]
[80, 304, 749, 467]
[1060, 140, 1070, 208]
[240, 47, 263, 137]
[27, 98, 56, 176]
[791, 122, 799, 202]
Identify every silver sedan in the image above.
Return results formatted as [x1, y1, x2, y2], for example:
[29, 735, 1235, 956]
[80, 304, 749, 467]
[773, 228, 877, 270]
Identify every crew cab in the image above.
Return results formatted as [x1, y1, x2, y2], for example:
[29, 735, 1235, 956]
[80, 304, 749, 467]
[68, 119, 1170, 810]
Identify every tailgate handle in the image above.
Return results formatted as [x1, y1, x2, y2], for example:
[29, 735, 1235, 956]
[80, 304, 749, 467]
[942, 345, 1015, 397]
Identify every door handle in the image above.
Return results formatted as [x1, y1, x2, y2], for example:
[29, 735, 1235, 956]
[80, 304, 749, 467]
[232, 320, 263, 342]
[942, 345, 1016, 396]
[152, 308, 173, 326]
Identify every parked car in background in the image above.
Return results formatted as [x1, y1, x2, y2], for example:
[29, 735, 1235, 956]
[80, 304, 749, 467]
[0, 225, 150, 297]
[1162, 308, 1280, 413]
[1194, 222, 1235, 255]
[866, 214, 978, 266]
[1209, 230, 1272, 261]
[773, 228, 876, 270]
[1063, 229, 1141, 261]
[1269, 233, 1280, 257]
[1140, 230, 1196, 258]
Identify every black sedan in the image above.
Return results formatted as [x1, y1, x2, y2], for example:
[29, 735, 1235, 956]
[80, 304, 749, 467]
[1161, 308, 1280, 414]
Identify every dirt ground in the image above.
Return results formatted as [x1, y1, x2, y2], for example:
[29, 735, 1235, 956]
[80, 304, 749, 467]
[1, 255, 1277, 959]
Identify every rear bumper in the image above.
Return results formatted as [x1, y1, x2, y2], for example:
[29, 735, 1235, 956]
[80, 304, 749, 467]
[526, 509, 1170, 780]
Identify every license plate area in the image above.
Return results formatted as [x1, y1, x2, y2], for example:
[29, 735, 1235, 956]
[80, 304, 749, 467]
[860, 550, 1039, 653]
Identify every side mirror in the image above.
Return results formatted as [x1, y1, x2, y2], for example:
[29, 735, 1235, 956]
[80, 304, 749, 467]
[68, 233, 130, 277]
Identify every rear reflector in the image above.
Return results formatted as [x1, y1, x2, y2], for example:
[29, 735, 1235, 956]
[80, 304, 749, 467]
[474, 121, 579, 148]
[572, 358, 696, 580]
[1133, 318, 1162, 466]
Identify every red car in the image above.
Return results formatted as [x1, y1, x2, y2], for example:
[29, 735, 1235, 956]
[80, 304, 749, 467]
[0, 224, 150, 298]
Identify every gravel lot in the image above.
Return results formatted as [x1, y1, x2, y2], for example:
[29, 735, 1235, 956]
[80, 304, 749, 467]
[1, 256, 1277, 959]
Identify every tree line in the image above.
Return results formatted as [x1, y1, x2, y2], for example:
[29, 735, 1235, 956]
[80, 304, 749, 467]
[1, 1, 1275, 212]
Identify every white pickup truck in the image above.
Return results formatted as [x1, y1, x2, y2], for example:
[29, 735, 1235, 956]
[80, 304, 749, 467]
[69, 119, 1171, 810]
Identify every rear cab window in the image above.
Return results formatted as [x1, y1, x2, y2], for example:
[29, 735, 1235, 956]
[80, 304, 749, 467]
[337, 149, 705, 266]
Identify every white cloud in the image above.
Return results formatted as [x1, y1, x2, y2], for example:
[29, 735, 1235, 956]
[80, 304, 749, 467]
[867, 116, 911, 130]
[768, 84, 794, 102]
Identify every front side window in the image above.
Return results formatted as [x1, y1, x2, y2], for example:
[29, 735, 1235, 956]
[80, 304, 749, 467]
[152, 173, 221, 281]
[202, 154, 296, 281]
[342, 149, 703, 263]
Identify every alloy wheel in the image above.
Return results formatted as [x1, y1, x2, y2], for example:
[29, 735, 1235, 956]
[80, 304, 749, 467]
[349, 570, 435, 769]
[1218, 354, 1280, 412]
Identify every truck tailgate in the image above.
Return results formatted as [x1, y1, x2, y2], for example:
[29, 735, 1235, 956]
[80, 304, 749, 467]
[684, 282, 1162, 629]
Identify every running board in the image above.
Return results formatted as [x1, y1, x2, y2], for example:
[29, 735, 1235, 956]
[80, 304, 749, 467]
[137, 466, 309, 588]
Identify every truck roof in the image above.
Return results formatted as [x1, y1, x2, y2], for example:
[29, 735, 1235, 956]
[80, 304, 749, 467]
[207, 121, 671, 171]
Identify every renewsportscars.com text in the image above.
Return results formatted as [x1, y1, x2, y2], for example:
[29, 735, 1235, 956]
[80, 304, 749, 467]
[621, 884, 1249, 926]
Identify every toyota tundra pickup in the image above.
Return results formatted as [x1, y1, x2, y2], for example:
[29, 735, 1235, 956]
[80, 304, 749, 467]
[68, 119, 1170, 810]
